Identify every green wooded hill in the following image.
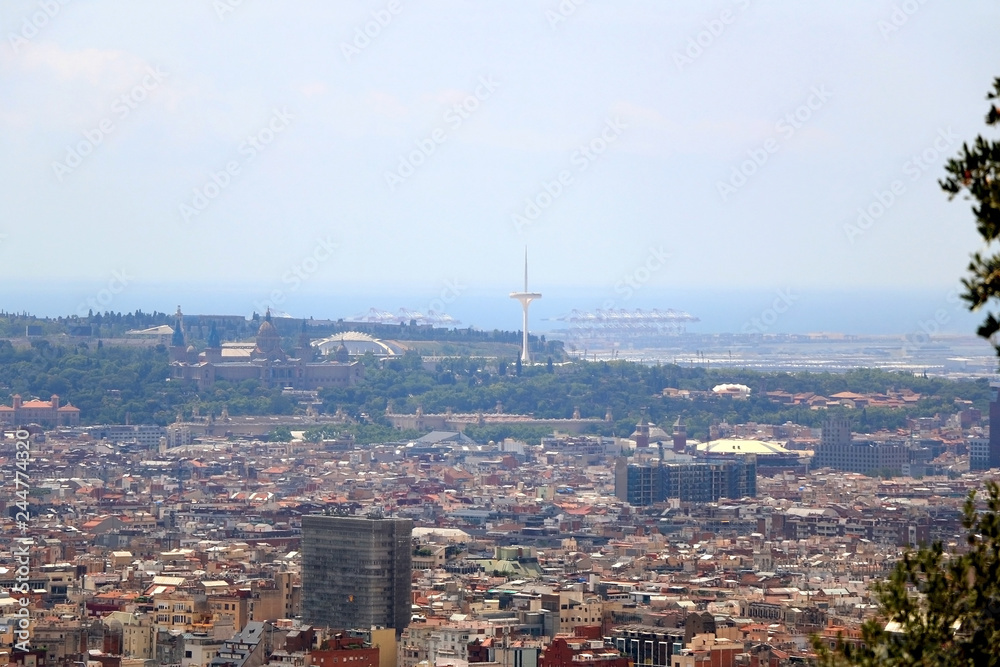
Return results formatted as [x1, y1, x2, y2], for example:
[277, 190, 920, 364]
[321, 353, 988, 441]
[0, 340, 988, 441]
[0, 340, 291, 426]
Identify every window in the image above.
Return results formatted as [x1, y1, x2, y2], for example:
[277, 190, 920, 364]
[185, 652, 192, 658]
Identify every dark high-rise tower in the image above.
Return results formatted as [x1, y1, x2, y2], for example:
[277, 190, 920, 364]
[990, 384, 1000, 469]
[301, 514, 412, 633]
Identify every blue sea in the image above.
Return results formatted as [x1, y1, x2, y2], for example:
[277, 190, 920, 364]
[8, 282, 986, 337]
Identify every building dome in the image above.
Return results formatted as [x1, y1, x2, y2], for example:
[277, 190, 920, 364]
[697, 438, 792, 456]
[255, 312, 282, 357]
[257, 319, 278, 338]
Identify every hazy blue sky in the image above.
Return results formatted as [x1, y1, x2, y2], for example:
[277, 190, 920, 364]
[2, 1, 1000, 330]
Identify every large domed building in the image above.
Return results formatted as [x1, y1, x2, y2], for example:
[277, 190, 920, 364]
[170, 309, 363, 391]
[696, 438, 806, 472]
[253, 315, 284, 359]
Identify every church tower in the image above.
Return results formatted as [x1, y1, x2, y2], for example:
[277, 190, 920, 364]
[672, 416, 687, 453]
[204, 322, 223, 363]
[169, 306, 188, 362]
[296, 320, 314, 360]
[631, 417, 650, 449]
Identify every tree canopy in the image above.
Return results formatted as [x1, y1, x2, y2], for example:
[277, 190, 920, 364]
[817, 481, 1000, 666]
[0, 339, 987, 436]
[821, 74, 1000, 666]
[941, 76, 1000, 356]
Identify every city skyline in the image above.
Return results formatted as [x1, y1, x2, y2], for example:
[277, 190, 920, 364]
[4, 282, 992, 340]
[7, 2, 1000, 655]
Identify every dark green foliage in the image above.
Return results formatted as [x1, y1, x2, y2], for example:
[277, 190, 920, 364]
[941, 77, 1000, 356]
[194, 380, 295, 419]
[319, 358, 987, 440]
[0, 336, 986, 439]
[0, 342, 294, 425]
[816, 481, 1000, 666]
[270, 426, 293, 442]
[0, 309, 178, 339]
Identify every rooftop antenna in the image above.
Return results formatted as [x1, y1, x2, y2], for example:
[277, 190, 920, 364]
[509, 247, 542, 363]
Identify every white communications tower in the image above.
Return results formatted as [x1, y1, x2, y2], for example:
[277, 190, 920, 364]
[509, 249, 541, 363]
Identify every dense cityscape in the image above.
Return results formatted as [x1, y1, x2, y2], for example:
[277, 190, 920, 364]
[1, 306, 998, 667]
[7, 3, 1000, 666]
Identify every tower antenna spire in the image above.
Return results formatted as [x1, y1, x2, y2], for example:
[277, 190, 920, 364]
[524, 247, 528, 293]
[510, 248, 541, 364]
